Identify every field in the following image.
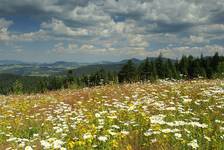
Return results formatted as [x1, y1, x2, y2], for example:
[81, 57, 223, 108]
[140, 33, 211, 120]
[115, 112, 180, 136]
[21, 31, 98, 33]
[0, 80, 223, 150]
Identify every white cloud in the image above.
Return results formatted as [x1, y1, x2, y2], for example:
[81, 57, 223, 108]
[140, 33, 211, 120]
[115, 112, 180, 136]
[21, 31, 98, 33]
[69, 3, 111, 24]
[147, 45, 224, 59]
[41, 18, 89, 37]
[1, 0, 224, 61]
[0, 18, 48, 43]
[192, 24, 224, 34]
[128, 34, 149, 48]
[0, 18, 13, 42]
[189, 35, 206, 44]
[52, 42, 79, 54]
[12, 29, 48, 41]
[0, 18, 13, 28]
[103, 0, 217, 24]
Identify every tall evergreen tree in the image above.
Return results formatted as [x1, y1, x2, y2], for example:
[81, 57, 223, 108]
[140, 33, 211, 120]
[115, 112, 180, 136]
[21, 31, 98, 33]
[179, 55, 189, 78]
[167, 59, 178, 79]
[139, 57, 151, 81]
[211, 52, 220, 72]
[118, 60, 137, 83]
[155, 53, 166, 79]
[188, 58, 206, 79]
[150, 61, 157, 81]
[217, 62, 224, 77]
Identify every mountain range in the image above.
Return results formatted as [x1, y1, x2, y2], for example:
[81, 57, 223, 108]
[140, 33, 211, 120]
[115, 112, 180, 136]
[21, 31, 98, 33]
[0, 58, 169, 76]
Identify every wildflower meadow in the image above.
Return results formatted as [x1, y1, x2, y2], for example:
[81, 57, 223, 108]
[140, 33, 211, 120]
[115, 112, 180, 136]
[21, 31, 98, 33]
[0, 80, 223, 150]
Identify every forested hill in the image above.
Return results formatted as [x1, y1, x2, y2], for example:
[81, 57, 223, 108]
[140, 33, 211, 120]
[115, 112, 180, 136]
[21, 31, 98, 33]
[69, 57, 172, 76]
[69, 58, 142, 76]
[0, 61, 88, 76]
[0, 57, 168, 77]
[0, 53, 224, 95]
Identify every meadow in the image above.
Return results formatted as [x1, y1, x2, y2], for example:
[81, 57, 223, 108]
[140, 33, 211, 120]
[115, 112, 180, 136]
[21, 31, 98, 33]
[0, 79, 223, 150]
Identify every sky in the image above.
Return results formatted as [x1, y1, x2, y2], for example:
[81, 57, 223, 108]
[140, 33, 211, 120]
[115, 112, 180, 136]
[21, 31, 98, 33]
[0, 0, 224, 63]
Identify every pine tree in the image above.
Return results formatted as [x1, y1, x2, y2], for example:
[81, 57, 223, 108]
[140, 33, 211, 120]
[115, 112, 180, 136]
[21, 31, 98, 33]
[216, 62, 224, 78]
[155, 53, 166, 79]
[179, 55, 189, 78]
[201, 57, 213, 78]
[212, 52, 220, 72]
[67, 70, 74, 85]
[188, 58, 205, 79]
[167, 59, 178, 79]
[107, 71, 118, 84]
[150, 61, 157, 81]
[118, 60, 137, 83]
[38, 80, 47, 93]
[139, 57, 151, 81]
[96, 68, 107, 85]
[12, 80, 23, 94]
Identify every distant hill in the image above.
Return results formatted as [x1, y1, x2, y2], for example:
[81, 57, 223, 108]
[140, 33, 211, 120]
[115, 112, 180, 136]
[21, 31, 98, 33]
[0, 57, 174, 76]
[40, 61, 88, 69]
[0, 61, 87, 76]
[118, 58, 143, 64]
[0, 60, 25, 65]
[71, 63, 124, 76]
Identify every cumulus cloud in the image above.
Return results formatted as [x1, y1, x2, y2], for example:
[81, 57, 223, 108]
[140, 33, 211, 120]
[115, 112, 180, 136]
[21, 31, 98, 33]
[0, 18, 48, 43]
[0, 0, 224, 61]
[41, 18, 89, 37]
[0, 18, 13, 28]
[0, 18, 13, 41]
[147, 45, 224, 59]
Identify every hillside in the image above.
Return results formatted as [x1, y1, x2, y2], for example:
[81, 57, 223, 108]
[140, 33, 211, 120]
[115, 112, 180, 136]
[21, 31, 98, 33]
[70, 57, 172, 76]
[0, 61, 88, 76]
[71, 63, 124, 76]
[0, 57, 169, 76]
[0, 80, 223, 149]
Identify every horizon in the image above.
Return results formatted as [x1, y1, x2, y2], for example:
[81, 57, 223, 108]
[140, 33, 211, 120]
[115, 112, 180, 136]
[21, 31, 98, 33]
[0, 53, 221, 64]
[0, 0, 224, 62]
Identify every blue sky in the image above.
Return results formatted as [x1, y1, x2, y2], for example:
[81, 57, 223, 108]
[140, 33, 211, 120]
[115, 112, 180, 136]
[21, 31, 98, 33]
[0, 0, 224, 62]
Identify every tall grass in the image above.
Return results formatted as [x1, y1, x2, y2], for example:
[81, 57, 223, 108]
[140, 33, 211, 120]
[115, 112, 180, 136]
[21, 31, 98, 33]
[0, 79, 223, 149]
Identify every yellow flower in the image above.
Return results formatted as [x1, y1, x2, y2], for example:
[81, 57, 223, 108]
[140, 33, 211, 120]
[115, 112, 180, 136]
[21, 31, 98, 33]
[111, 140, 118, 148]
[126, 144, 133, 150]
[67, 141, 75, 149]
[75, 141, 85, 146]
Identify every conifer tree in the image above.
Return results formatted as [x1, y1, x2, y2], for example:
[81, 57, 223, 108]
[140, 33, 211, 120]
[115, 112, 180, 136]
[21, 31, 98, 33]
[212, 52, 219, 72]
[167, 59, 178, 79]
[118, 60, 137, 83]
[139, 57, 151, 81]
[217, 62, 224, 77]
[155, 53, 166, 79]
[12, 80, 23, 94]
[179, 55, 189, 78]
[150, 61, 157, 81]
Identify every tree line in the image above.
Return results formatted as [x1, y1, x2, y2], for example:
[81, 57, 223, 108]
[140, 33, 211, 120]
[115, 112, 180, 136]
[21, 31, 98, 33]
[0, 52, 223, 95]
[118, 52, 224, 83]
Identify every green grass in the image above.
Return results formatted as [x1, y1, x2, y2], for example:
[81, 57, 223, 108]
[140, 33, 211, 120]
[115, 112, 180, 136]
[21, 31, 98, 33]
[0, 79, 223, 149]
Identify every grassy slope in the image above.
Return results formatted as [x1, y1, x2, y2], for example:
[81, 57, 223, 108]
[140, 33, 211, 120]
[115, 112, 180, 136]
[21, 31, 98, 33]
[0, 80, 223, 149]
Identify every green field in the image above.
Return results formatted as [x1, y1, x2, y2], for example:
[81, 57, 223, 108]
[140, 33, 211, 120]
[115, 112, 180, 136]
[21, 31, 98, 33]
[0, 80, 223, 150]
